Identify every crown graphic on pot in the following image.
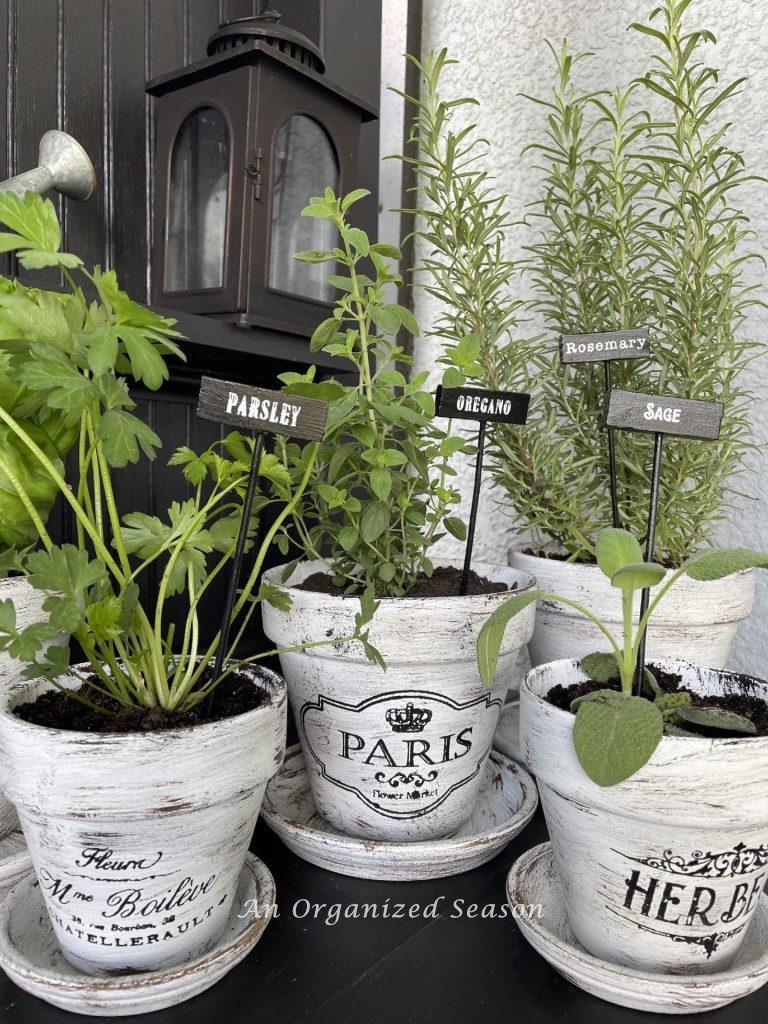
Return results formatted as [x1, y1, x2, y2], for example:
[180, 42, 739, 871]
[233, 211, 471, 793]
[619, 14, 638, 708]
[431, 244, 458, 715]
[385, 703, 433, 733]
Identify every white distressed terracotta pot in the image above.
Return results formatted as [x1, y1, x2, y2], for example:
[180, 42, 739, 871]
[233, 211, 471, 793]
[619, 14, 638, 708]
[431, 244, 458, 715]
[0, 576, 61, 840]
[0, 663, 287, 976]
[262, 559, 536, 842]
[521, 658, 768, 974]
[510, 549, 755, 668]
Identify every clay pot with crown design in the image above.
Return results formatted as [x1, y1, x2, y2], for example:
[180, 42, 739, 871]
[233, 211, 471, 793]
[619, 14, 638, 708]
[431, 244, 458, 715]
[262, 559, 536, 842]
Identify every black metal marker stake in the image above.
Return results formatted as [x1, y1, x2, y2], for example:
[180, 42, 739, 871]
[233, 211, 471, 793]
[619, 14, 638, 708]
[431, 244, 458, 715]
[433, 385, 531, 599]
[206, 431, 265, 717]
[460, 420, 486, 597]
[605, 388, 724, 698]
[603, 361, 620, 529]
[195, 376, 329, 716]
[560, 328, 653, 532]
[633, 432, 664, 697]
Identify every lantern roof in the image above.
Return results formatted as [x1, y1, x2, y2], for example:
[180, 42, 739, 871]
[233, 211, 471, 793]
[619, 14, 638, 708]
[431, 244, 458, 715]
[146, 39, 378, 123]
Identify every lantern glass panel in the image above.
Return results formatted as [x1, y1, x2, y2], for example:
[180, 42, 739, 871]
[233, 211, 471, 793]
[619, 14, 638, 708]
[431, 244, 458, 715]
[165, 106, 229, 293]
[269, 115, 338, 302]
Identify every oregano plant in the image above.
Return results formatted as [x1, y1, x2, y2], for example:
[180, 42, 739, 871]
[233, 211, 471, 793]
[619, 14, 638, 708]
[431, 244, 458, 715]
[274, 187, 472, 596]
[478, 528, 768, 786]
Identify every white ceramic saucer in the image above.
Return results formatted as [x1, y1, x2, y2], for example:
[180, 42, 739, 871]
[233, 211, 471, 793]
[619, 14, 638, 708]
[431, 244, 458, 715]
[493, 698, 523, 764]
[0, 811, 31, 896]
[262, 744, 538, 881]
[0, 852, 275, 1017]
[506, 842, 768, 1014]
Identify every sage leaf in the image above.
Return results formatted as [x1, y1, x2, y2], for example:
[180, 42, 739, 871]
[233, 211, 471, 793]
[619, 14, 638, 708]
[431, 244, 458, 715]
[596, 528, 644, 578]
[611, 561, 666, 592]
[581, 651, 620, 682]
[685, 548, 768, 582]
[477, 591, 541, 685]
[676, 705, 758, 735]
[573, 694, 663, 786]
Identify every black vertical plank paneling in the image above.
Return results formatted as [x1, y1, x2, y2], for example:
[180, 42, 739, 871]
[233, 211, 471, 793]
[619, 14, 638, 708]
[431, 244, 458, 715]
[62, 0, 106, 272]
[185, 0, 223, 63]
[13, 0, 62, 288]
[272, 1, 322, 47]
[223, 0, 258, 23]
[0, 2, 10, 276]
[323, 0, 380, 243]
[147, 0, 186, 78]
[110, 0, 149, 296]
[147, 0, 186, 297]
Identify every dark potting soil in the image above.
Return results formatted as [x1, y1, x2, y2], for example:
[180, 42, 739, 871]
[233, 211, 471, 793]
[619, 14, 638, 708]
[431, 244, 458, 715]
[547, 665, 768, 736]
[13, 669, 269, 734]
[298, 564, 511, 598]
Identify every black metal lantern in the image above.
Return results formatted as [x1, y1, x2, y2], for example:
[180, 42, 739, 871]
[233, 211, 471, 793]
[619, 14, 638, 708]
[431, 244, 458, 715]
[146, 6, 376, 336]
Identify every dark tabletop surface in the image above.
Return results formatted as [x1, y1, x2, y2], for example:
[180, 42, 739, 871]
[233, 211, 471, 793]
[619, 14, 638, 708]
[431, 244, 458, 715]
[2, 805, 767, 1024]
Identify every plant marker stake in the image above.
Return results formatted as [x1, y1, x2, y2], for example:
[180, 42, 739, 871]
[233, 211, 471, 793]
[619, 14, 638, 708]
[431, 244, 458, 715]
[206, 430, 265, 717]
[605, 388, 724, 698]
[560, 328, 653, 530]
[633, 431, 663, 696]
[460, 420, 486, 597]
[603, 361, 620, 529]
[196, 375, 329, 717]
[434, 385, 530, 596]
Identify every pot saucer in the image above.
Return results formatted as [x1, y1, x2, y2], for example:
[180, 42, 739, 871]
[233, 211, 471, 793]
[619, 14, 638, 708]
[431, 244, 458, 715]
[0, 852, 275, 1017]
[493, 698, 523, 764]
[0, 811, 31, 896]
[262, 744, 538, 881]
[506, 842, 768, 1014]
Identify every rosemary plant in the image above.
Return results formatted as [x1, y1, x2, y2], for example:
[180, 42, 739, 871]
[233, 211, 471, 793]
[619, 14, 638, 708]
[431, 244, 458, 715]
[0, 194, 371, 712]
[403, 48, 612, 558]
[275, 187, 472, 597]
[518, 0, 763, 563]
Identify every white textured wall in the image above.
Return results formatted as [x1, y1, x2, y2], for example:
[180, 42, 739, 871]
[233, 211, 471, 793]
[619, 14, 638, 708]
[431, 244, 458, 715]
[413, 0, 768, 674]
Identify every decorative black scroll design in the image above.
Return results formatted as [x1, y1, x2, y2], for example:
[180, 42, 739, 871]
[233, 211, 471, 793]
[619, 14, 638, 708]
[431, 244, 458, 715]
[635, 918, 748, 960]
[621, 842, 768, 879]
[607, 908, 748, 959]
[374, 771, 439, 789]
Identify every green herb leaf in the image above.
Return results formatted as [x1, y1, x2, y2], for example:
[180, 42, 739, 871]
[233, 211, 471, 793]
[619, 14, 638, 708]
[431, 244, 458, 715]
[676, 705, 758, 735]
[310, 317, 340, 352]
[0, 192, 82, 269]
[596, 529, 645, 578]
[444, 516, 467, 541]
[361, 500, 389, 544]
[685, 549, 768, 581]
[98, 409, 161, 467]
[26, 544, 107, 599]
[371, 306, 401, 335]
[119, 327, 170, 389]
[573, 693, 663, 786]
[610, 562, 666, 592]
[477, 591, 541, 685]
[370, 467, 391, 500]
[581, 651, 620, 682]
